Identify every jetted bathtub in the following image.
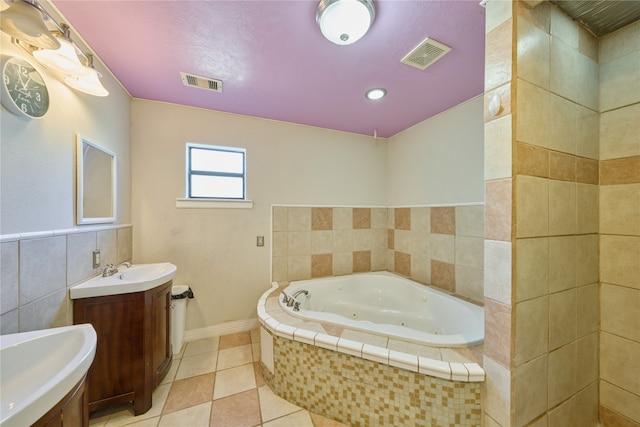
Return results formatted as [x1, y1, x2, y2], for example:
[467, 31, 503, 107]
[280, 271, 484, 347]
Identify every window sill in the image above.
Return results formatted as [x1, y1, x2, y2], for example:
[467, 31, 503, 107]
[175, 198, 253, 209]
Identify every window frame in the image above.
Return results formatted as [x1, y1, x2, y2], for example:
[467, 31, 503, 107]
[185, 143, 247, 200]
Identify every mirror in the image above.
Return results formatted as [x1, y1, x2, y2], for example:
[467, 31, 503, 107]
[76, 134, 116, 224]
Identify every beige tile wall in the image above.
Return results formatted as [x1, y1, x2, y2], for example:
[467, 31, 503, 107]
[0, 225, 132, 334]
[510, 3, 601, 426]
[598, 18, 640, 427]
[272, 205, 484, 304]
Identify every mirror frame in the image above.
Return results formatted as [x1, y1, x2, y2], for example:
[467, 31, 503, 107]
[76, 134, 116, 225]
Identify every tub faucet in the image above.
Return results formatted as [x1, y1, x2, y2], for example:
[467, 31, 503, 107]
[101, 263, 118, 277]
[288, 289, 309, 310]
[119, 262, 131, 269]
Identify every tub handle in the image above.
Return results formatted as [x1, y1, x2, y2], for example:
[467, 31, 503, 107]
[281, 291, 291, 305]
[293, 301, 301, 311]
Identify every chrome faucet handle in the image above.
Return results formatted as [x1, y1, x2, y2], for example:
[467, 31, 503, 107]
[293, 301, 301, 311]
[281, 292, 291, 305]
[119, 262, 131, 268]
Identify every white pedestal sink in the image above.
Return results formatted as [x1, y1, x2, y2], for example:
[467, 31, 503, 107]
[70, 262, 177, 299]
[0, 324, 97, 426]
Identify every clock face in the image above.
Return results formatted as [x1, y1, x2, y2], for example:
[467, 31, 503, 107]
[1, 56, 50, 119]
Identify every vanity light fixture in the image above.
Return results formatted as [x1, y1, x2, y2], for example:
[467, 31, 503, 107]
[316, 0, 375, 45]
[0, 0, 60, 49]
[33, 24, 88, 77]
[365, 87, 386, 100]
[0, 0, 109, 97]
[64, 54, 109, 97]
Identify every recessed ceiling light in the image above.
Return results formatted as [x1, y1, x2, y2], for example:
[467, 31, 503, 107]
[365, 88, 386, 100]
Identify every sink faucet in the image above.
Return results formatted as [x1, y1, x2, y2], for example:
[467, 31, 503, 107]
[101, 263, 118, 277]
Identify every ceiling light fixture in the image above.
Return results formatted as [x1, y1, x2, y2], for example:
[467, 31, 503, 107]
[316, 0, 375, 45]
[365, 87, 386, 100]
[0, 0, 60, 49]
[64, 54, 109, 97]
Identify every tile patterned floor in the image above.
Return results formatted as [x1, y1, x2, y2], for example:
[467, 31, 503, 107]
[88, 330, 348, 427]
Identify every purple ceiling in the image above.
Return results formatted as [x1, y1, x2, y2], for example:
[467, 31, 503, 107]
[52, 0, 486, 138]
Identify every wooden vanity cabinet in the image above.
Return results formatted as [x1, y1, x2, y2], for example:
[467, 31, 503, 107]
[32, 374, 89, 427]
[73, 281, 172, 415]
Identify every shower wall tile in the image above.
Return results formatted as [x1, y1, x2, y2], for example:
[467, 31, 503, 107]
[287, 256, 310, 281]
[272, 206, 288, 231]
[332, 229, 353, 252]
[485, 179, 512, 242]
[430, 234, 455, 263]
[576, 334, 599, 390]
[516, 175, 549, 238]
[599, 19, 640, 63]
[600, 184, 640, 235]
[515, 296, 549, 365]
[599, 381, 640, 425]
[352, 208, 371, 229]
[333, 208, 352, 229]
[516, 237, 549, 302]
[353, 251, 371, 273]
[576, 184, 599, 234]
[599, 50, 640, 112]
[67, 232, 97, 286]
[485, 18, 513, 92]
[411, 207, 429, 231]
[600, 156, 640, 185]
[575, 105, 599, 160]
[550, 5, 578, 49]
[431, 207, 455, 234]
[482, 356, 512, 427]
[548, 289, 577, 351]
[311, 230, 333, 254]
[599, 103, 640, 160]
[516, 142, 548, 178]
[394, 252, 411, 277]
[549, 180, 576, 235]
[600, 235, 640, 289]
[311, 207, 333, 230]
[484, 298, 511, 368]
[430, 260, 454, 293]
[517, 79, 550, 148]
[514, 355, 548, 426]
[576, 157, 599, 185]
[548, 341, 577, 408]
[576, 283, 599, 338]
[601, 283, 640, 342]
[485, 0, 512, 34]
[288, 207, 311, 231]
[551, 38, 599, 111]
[484, 115, 513, 181]
[455, 265, 483, 303]
[549, 151, 575, 182]
[20, 236, 66, 305]
[517, 11, 550, 89]
[311, 253, 332, 278]
[484, 240, 512, 305]
[287, 231, 310, 256]
[332, 252, 352, 276]
[600, 332, 640, 397]
[272, 232, 287, 257]
[576, 235, 598, 287]
[456, 205, 484, 238]
[371, 208, 387, 229]
[455, 236, 484, 269]
[1, 242, 19, 315]
[548, 236, 576, 293]
[394, 207, 411, 230]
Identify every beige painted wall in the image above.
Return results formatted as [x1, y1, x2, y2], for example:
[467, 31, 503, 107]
[387, 96, 485, 206]
[130, 99, 388, 330]
[0, 13, 131, 235]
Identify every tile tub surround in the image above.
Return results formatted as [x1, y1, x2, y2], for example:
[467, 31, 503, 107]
[272, 205, 484, 304]
[0, 225, 133, 334]
[257, 284, 484, 426]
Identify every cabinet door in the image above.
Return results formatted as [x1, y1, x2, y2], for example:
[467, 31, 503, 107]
[151, 282, 172, 386]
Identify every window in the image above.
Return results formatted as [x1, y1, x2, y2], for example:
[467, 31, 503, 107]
[186, 143, 246, 199]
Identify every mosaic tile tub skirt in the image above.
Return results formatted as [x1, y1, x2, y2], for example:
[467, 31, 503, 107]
[261, 332, 482, 427]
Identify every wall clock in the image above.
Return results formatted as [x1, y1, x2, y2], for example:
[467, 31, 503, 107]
[1, 56, 50, 119]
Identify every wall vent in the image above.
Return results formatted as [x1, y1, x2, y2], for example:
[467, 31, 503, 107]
[401, 37, 451, 71]
[180, 72, 223, 92]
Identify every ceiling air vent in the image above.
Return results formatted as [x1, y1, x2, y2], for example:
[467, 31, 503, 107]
[180, 72, 223, 92]
[401, 37, 451, 71]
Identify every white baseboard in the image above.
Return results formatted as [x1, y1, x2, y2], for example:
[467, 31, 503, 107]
[183, 318, 259, 342]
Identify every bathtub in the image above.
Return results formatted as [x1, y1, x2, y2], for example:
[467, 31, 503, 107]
[280, 271, 484, 347]
[257, 272, 485, 426]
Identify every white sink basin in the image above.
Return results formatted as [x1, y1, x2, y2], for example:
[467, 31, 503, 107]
[0, 324, 97, 426]
[70, 262, 177, 299]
